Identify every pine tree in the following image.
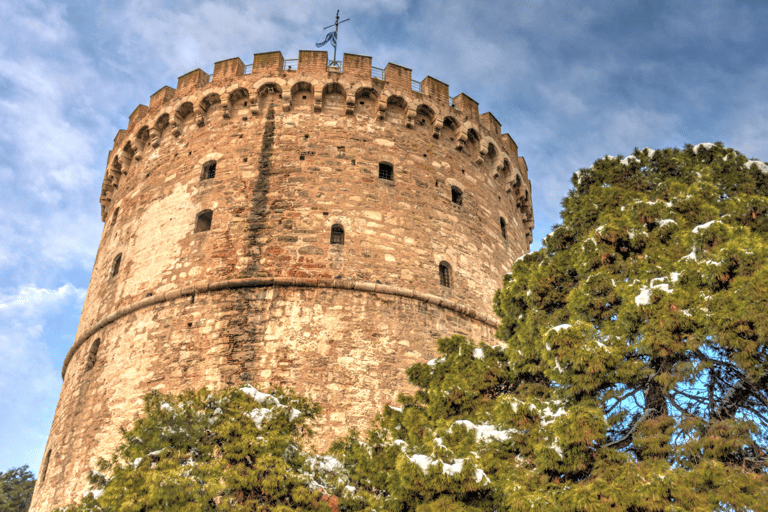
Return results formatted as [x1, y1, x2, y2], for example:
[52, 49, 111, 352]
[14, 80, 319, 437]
[53, 144, 768, 511]
[332, 144, 768, 511]
[491, 143, 768, 510]
[0, 465, 35, 512]
[53, 386, 374, 512]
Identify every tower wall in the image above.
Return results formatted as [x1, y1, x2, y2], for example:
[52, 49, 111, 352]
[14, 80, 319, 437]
[31, 51, 534, 511]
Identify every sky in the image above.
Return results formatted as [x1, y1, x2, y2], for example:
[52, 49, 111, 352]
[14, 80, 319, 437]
[1, 0, 767, 476]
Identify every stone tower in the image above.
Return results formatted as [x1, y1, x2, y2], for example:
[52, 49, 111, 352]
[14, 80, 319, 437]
[31, 50, 533, 511]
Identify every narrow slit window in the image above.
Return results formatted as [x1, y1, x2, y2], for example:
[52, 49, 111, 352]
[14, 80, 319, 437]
[110, 207, 119, 230]
[111, 253, 122, 278]
[439, 261, 451, 288]
[330, 224, 345, 245]
[201, 160, 217, 180]
[379, 162, 394, 181]
[451, 186, 463, 205]
[41, 449, 52, 483]
[195, 210, 213, 233]
[85, 338, 101, 372]
[500, 217, 507, 239]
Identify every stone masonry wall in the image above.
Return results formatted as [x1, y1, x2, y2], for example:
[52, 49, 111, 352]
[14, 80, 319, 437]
[31, 50, 534, 511]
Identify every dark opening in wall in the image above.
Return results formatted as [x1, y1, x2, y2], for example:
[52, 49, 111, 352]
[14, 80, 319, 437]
[195, 210, 213, 233]
[500, 217, 507, 239]
[85, 338, 101, 372]
[439, 261, 452, 288]
[201, 160, 216, 180]
[330, 224, 345, 244]
[379, 162, 394, 181]
[451, 186, 463, 205]
[111, 253, 122, 278]
[110, 207, 119, 230]
[40, 449, 51, 483]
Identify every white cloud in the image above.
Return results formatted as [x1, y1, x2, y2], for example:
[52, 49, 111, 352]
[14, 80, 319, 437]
[0, 283, 86, 316]
[0, 283, 85, 473]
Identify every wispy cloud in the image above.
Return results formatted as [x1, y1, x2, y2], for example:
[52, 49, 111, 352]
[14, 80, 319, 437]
[0, 283, 85, 473]
[1, 0, 768, 477]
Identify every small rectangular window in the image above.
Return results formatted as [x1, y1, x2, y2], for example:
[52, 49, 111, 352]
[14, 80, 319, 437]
[195, 210, 213, 233]
[201, 161, 216, 180]
[451, 187, 463, 205]
[379, 162, 394, 181]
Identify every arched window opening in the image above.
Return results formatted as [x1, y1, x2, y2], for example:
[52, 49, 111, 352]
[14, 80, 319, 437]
[330, 224, 344, 245]
[439, 261, 452, 288]
[379, 162, 394, 181]
[85, 338, 101, 372]
[451, 186, 463, 205]
[195, 210, 213, 233]
[201, 161, 216, 180]
[111, 253, 122, 278]
[41, 449, 52, 483]
[500, 217, 507, 239]
[354, 87, 377, 115]
[385, 95, 407, 123]
[443, 117, 459, 140]
[322, 82, 346, 113]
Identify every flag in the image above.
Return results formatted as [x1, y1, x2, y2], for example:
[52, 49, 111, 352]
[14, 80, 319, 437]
[315, 31, 337, 48]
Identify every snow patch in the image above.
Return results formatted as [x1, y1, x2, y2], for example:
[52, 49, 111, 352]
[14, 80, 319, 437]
[620, 155, 639, 166]
[540, 406, 567, 426]
[240, 385, 280, 406]
[680, 248, 697, 262]
[641, 147, 656, 158]
[692, 142, 714, 154]
[745, 160, 768, 174]
[546, 324, 572, 335]
[387, 405, 403, 413]
[451, 420, 515, 442]
[246, 408, 272, 428]
[406, 454, 486, 483]
[692, 220, 720, 234]
[658, 219, 676, 227]
[427, 357, 445, 367]
[472, 347, 484, 359]
[160, 403, 172, 412]
[635, 281, 673, 306]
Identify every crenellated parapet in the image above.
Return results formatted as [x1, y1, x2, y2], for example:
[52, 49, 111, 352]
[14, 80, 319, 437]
[102, 50, 533, 239]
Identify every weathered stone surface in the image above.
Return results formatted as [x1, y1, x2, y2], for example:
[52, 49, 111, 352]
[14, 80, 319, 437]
[32, 51, 534, 512]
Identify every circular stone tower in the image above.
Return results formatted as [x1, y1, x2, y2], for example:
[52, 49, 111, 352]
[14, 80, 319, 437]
[31, 50, 533, 511]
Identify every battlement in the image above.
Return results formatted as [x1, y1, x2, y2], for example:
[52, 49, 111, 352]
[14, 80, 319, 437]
[121, 50, 520, 129]
[104, 50, 533, 239]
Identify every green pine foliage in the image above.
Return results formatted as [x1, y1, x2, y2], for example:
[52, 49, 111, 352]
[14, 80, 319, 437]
[53, 386, 366, 512]
[54, 144, 768, 511]
[492, 143, 768, 510]
[0, 465, 35, 512]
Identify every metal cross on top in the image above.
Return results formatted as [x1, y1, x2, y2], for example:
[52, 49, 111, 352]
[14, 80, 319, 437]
[315, 10, 349, 68]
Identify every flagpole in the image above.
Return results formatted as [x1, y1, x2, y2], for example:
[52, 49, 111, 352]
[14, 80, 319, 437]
[322, 10, 349, 68]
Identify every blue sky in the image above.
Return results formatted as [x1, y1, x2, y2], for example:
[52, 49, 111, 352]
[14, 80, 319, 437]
[1, 0, 767, 476]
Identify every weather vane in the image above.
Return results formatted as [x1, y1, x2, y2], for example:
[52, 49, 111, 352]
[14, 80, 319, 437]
[315, 10, 349, 67]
